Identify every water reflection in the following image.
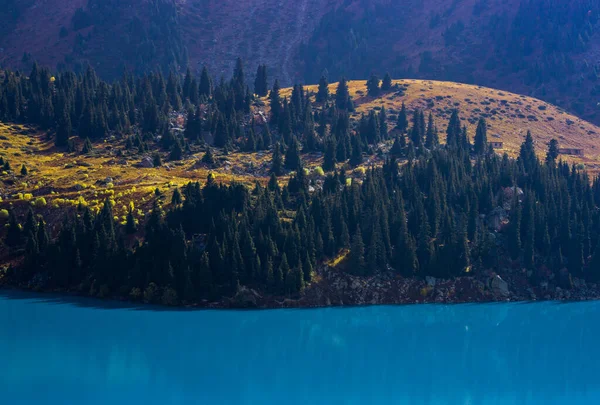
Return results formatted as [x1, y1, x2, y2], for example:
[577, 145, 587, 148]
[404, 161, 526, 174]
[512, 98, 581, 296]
[1, 291, 599, 404]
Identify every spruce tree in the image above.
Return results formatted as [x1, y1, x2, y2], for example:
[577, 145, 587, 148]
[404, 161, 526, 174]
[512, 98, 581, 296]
[425, 112, 438, 149]
[254, 65, 268, 97]
[335, 78, 350, 110]
[397, 102, 408, 133]
[5, 210, 22, 247]
[323, 139, 336, 172]
[271, 143, 284, 176]
[474, 118, 488, 155]
[350, 228, 366, 275]
[199, 66, 212, 97]
[366, 74, 380, 97]
[269, 80, 281, 123]
[546, 139, 559, 166]
[316, 75, 329, 103]
[202, 147, 215, 165]
[381, 73, 393, 91]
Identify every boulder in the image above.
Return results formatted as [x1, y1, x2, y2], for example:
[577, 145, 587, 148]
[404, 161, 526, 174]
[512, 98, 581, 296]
[491, 275, 510, 297]
[426, 276, 437, 288]
[139, 156, 154, 168]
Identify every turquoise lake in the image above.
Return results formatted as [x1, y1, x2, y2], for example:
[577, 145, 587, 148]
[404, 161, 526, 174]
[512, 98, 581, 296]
[1, 291, 600, 404]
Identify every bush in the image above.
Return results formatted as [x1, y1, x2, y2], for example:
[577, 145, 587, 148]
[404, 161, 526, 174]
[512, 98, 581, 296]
[314, 166, 325, 177]
[161, 287, 179, 306]
[143, 282, 160, 304]
[33, 197, 47, 207]
[0, 209, 9, 220]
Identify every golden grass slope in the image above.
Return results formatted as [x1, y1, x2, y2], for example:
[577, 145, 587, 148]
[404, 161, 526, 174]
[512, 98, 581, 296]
[2, 78, 600, 227]
[281, 79, 600, 170]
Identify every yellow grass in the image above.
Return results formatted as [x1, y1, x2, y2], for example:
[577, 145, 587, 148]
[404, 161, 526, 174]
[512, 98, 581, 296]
[2, 78, 600, 219]
[279, 79, 600, 171]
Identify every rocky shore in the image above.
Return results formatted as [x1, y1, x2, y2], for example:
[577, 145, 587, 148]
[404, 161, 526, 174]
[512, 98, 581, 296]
[3, 264, 599, 310]
[228, 265, 600, 309]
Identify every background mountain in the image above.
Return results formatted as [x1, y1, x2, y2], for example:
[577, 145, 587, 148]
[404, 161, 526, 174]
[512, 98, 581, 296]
[1, 0, 599, 124]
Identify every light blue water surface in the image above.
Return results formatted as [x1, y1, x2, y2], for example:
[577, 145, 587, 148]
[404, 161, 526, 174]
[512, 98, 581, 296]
[1, 291, 599, 405]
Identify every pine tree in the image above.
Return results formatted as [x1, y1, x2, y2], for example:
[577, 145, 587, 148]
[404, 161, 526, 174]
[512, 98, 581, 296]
[202, 147, 215, 165]
[350, 135, 363, 167]
[381, 73, 393, 91]
[350, 228, 366, 275]
[425, 112, 438, 149]
[323, 139, 336, 171]
[171, 188, 182, 206]
[271, 143, 284, 176]
[335, 78, 350, 110]
[446, 110, 461, 148]
[397, 102, 408, 133]
[474, 118, 488, 155]
[254, 65, 268, 97]
[169, 142, 183, 161]
[518, 131, 537, 173]
[199, 66, 212, 97]
[316, 75, 329, 103]
[5, 210, 22, 247]
[546, 138, 559, 166]
[379, 106, 388, 140]
[82, 137, 93, 154]
[20, 164, 28, 176]
[366, 74, 380, 97]
[269, 80, 281, 123]
[126, 208, 137, 234]
[55, 109, 72, 147]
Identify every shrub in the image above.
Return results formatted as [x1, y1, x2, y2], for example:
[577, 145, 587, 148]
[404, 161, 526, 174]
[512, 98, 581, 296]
[33, 197, 47, 207]
[0, 209, 9, 220]
[161, 287, 179, 306]
[129, 288, 142, 301]
[314, 166, 325, 177]
[143, 282, 160, 304]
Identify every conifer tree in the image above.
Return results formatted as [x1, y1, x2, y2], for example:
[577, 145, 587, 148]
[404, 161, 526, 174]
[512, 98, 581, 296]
[379, 106, 388, 140]
[202, 147, 215, 165]
[284, 139, 302, 172]
[5, 210, 22, 247]
[350, 228, 366, 275]
[271, 143, 284, 176]
[474, 118, 488, 155]
[546, 139, 559, 166]
[254, 65, 268, 97]
[316, 75, 329, 103]
[323, 139, 337, 172]
[425, 112, 438, 148]
[126, 209, 137, 235]
[446, 110, 461, 148]
[171, 188, 182, 206]
[20, 164, 28, 176]
[366, 74, 380, 97]
[82, 138, 93, 154]
[199, 66, 212, 97]
[335, 78, 350, 110]
[269, 80, 282, 123]
[518, 130, 537, 173]
[397, 102, 408, 133]
[381, 73, 393, 91]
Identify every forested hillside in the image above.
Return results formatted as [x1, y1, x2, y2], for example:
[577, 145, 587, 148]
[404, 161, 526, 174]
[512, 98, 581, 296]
[0, 0, 599, 124]
[1, 61, 600, 306]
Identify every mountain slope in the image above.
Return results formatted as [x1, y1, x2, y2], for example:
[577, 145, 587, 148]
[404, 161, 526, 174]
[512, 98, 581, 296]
[1, 79, 599, 224]
[1, 0, 599, 125]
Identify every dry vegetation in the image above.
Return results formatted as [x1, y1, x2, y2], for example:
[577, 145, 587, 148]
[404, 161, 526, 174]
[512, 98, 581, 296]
[2, 79, 600, 226]
[281, 79, 600, 171]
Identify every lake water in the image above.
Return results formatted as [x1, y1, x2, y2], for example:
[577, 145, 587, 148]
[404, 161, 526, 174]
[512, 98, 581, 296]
[1, 291, 599, 405]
